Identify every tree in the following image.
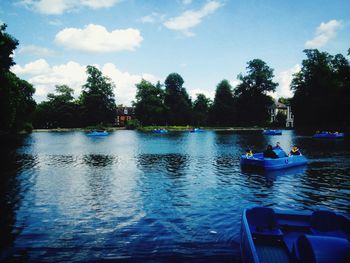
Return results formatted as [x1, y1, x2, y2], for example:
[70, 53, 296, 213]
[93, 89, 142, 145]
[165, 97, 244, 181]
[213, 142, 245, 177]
[34, 85, 79, 128]
[133, 80, 165, 125]
[164, 73, 192, 125]
[209, 80, 235, 126]
[193, 93, 211, 126]
[234, 59, 277, 125]
[291, 49, 350, 128]
[0, 24, 36, 133]
[79, 66, 116, 126]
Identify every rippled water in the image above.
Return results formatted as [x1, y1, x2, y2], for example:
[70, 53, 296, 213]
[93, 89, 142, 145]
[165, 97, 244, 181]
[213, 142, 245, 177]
[1, 130, 349, 262]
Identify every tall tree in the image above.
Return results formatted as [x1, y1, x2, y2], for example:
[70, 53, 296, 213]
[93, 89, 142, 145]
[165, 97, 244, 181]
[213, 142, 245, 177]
[79, 66, 116, 126]
[34, 85, 79, 128]
[291, 49, 350, 127]
[133, 80, 165, 125]
[0, 24, 36, 133]
[164, 73, 192, 125]
[193, 93, 211, 126]
[234, 59, 277, 125]
[209, 80, 235, 126]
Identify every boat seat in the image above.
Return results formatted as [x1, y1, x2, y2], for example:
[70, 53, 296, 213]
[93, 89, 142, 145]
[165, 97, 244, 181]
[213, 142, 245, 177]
[310, 210, 350, 239]
[293, 234, 350, 263]
[247, 207, 283, 238]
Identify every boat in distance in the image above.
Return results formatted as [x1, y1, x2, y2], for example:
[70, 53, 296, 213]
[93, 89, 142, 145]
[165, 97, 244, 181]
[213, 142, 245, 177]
[262, 130, 282, 135]
[240, 150, 307, 171]
[313, 132, 344, 139]
[153, 128, 168, 134]
[86, 131, 109, 136]
[241, 206, 350, 263]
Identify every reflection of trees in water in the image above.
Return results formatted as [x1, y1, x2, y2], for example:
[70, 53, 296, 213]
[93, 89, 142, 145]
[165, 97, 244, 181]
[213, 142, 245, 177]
[0, 136, 36, 261]
[82, 154, 116, 167]
[137, 154, 189, 177]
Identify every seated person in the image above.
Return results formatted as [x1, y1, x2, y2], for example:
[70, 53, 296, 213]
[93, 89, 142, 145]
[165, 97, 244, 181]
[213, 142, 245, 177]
[245, 148, 253, 157]
[263, 145, 279, 159]
[289, 145, 301, 156]
[273, 142, 282, 150]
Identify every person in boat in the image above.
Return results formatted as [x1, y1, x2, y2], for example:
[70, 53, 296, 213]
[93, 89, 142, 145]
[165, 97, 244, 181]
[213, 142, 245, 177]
[263, 145, 279, 159]
[245, 148, 253, 158]
[273, 142, 282, 150]
[289, 145, 301, 156]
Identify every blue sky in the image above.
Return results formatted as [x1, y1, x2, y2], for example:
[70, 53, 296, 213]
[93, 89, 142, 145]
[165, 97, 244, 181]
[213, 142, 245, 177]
[1, 0, 349, 105]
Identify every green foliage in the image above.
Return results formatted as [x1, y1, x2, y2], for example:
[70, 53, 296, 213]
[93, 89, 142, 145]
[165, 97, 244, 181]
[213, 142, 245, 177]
[164, 73, 192, 125]
[193, 93, 211, 126]
[133, 80, 165, 125]
[291, 49, 350, 127]
[33, 85, 79, 128]
[125, 119, 141, 130]
[234, 59, 277, 125]
[209, 80, 235, 126]
[278, 97, 291, 105]
[0, 24, 36, 133]
[79, 65, 117, 126]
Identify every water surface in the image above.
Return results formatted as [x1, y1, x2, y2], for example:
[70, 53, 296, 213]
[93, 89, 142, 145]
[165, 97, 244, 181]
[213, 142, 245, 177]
[1, 130, 349, 262]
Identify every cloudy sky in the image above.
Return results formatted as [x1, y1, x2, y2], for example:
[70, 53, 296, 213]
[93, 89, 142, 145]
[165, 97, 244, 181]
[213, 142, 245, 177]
[1, 0, 349, 105]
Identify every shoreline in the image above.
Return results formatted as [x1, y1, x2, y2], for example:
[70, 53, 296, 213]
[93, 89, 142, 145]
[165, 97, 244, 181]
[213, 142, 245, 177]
[32, 126, 272, 132]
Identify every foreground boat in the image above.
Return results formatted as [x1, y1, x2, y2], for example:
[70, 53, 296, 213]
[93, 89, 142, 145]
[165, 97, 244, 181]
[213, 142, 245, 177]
[86, 131, 109, 136]
[241, 206, 350, 263]
[240, 150, 307, 171]
[313, 132, 344, 139]
[262, 130, 282, 135]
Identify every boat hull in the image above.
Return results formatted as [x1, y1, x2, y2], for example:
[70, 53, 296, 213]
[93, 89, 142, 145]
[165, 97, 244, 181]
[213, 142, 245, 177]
[313, 133, 344, 139]
[240, 152, 307, 171]
[262, 130, 282, 135]
[86, 132, 109, 136]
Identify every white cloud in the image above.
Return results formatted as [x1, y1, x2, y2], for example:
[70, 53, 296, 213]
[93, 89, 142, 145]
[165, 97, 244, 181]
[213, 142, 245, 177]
[11, 59, 51, 75]
[49, 19, 63, 26]
[18, 45, 55, 56]
[188, 88, 214, 101]
[274, 64, 301, 98]
[140, 13, 158, 24]
[55, 24, 143, 53]
[305, 20, 342, 48]
[11, 60, 158, 105]
[164, 1, 222, 36]
[19, 0, 120, 15]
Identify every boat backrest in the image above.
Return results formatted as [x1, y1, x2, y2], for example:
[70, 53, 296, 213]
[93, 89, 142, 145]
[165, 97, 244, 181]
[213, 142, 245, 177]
[310, 210, 342, 232]
[295, 235, 350, 263]
[247, 207, 278, 230]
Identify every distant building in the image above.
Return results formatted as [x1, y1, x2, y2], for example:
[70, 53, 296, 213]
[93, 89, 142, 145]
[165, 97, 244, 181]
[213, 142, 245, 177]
[116, 106, 135, 126]
[269, 101, 294, 128]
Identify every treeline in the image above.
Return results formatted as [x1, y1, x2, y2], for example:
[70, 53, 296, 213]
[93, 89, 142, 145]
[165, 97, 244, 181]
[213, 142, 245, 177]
[1, 24, 350, 132]
[34, 66, 116, 128]
[134, 59, 277, 127]
[0, 24, 36, 134]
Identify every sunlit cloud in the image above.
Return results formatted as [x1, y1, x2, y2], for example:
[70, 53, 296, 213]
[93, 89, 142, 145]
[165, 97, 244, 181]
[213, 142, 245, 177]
[55, 24, 143, 53]
[274, 64, 301, 98]
[164, 1, 222, 36]
[18, 0, 121, 15]
[18, 45, 56, 56]
[11, 59, 158, 105]
[305, 20, 342, 48]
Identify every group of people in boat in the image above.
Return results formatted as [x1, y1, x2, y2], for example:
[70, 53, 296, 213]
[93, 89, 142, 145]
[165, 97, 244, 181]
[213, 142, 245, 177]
[245, 142, 302, 158]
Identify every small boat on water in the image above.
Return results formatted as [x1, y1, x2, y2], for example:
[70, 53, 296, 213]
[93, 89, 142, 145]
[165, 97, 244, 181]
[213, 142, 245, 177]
[240, 149, 307, 171]
[190, 128, 204, 133]
[86, 131, 109, 136]
[262, 130, 282, 135]
[241, 206, 350, 263]
[153, 128, 168, 134]
[313, 132, 344, 139]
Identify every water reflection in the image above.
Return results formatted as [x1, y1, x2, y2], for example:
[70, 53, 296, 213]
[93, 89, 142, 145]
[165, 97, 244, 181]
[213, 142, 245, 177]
[82, 154, 116, 167]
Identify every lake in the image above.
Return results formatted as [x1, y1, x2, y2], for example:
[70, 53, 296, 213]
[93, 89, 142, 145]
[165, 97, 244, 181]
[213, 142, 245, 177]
[1, 130, 349, 262]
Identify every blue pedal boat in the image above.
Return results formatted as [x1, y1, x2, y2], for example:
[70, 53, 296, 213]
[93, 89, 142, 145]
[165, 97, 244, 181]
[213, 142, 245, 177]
[86, 131, 109, 136]
[241, 206, 350, 263]
[153, 128, 168, 134]
[190, 128, 204, 133]
[262, 130, 282, 135]
[313, 132, 344, 139]
[240, 150, 307, 171]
